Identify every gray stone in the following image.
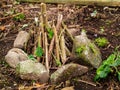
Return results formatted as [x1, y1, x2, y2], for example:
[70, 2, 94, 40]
[5, 48, 28, 68]
[13, 31, 30, 49]
[50, 63, 88, 84]
[16, 60, 49, 83]
[72, 30, 102, 68]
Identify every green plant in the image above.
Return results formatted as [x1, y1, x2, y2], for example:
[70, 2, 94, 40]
[52, 53, 61, 66]
[95, 37, 109, 47]
[46, 27, 54, 39]
[35, 45, 44, 57]
[94, 49, 120, 81]
[56, 59, 62, 66]
[13, 13, 25, 21]
[28, 45, 43, 61]
[90, 10, 98, 18]
[28, 54, 36, 61]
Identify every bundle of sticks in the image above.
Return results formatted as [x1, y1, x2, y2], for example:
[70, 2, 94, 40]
[33, 3, 72, 72]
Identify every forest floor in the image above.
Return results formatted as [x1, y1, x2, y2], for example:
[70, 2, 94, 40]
[0, 0, 120, 90]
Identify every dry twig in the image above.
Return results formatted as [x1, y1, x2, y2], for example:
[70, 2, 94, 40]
[48, 14, 63, 62]
[53, 23, 60, 63]
[77, 79, 96, 87]
[0, 13, 24, 21]
[45, 32, 49, 72]
[60, 33, 66, 64]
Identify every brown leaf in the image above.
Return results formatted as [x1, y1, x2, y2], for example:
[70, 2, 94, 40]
[0, 26, 5, 31]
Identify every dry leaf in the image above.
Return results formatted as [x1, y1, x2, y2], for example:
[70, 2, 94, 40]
[0, 26, 5, 31]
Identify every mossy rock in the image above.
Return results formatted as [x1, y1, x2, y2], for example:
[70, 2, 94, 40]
[50, 63, 88, 84]
[72, 31, 102, 68]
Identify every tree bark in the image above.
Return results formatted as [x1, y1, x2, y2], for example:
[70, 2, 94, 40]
[17, 0, 120, 6]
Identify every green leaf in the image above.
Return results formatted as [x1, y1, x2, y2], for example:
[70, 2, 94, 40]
[111, 59, 120, 67]
[13, 13, 25, 21]
[28, 54, 36, 61]
[97, 66, 111, 78]
[104, 66, 111, 73]
[109, 52, 120, 67]
[97, 64, 105, 71]
[90, 10, 98, 18]
[104, 54, 116, 65]
[117, 72, 120, 81]
[46, 27, 54, 39]
[98, 71, 107, 78]
[56, 59, 61, 66]
[94, 51, 120, 82]
[94, 75, 100, 81]
[35, 46, 43, 57]
[95, 64, 111, 81]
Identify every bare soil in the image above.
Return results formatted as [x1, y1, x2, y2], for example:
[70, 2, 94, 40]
[0, 1, 120, 90]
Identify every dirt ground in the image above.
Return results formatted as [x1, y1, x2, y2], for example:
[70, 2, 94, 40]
[0, 0, 120, 90]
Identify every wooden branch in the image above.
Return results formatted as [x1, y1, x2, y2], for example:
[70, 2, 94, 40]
[17, 0, 120, 6]
[60, 33, 66, 64]
[45, 32, 49, 72]
[48, 14, 63, 62]
[53, 23, 60, 62]
[37, 31, 42, 62]
[65, 46, 71, 56]
[41, 3, 48, 28]
[48, 36, 54, 62]
[56, 14, 63, 34]
[62, 22, 74, 41]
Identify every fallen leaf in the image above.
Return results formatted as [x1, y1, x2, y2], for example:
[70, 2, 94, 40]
[0, 26, 5, 31]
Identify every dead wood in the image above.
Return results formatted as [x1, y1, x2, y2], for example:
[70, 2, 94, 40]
[17, 0, 120, 6]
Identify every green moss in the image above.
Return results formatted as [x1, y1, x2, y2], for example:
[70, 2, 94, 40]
[95, 37, 109, 47]
[75, 45, 85, 55]
[89, 43, 97, 54]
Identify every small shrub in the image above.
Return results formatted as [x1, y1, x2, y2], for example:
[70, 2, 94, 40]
[95, 37, 109, 47]
[94, 49, 120, 81]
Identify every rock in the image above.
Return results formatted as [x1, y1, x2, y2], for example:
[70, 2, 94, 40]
[67, 28, 80, 36]
[5, 48, 28, 68]
[61, 86, 74, 90]
[50, 63, 88, 84]
[16, 60, 49, 83]
[72, 30, 102, 68]
[13, 31, 30, 49]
